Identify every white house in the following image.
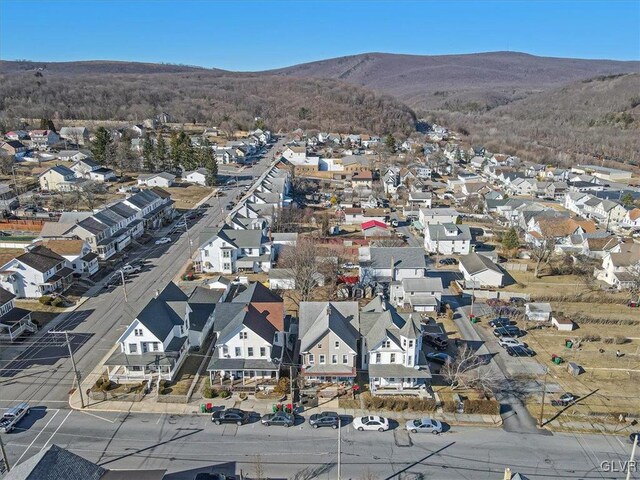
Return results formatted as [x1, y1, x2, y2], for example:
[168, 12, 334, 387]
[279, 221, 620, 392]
[58, 150, 89, 162]
[59, 127, 89, 145]
[390, 277, 444, 312]
[105, 282, 190, 382]
[137, 172, 175, 188]
[418, 208, 460, 227]
[0, 287, 36, 342]
[281, 146, 307, 163]
[0, 245, 74, 298]
[359, 247, 427, 282]
[424, 223, 471, 255]
[407, 191, 433, 209]
[360, 296, 430, 393]
[207, 283, 286, 386]
[621, 208, 640, 230]
[40, 239, 99, 277]
[183, 168, 208, 186]
[458, 253, 504, 288]
[29, 130, 60, 149]
[596, 243, 640, 289]
[199, 226, 272, 274]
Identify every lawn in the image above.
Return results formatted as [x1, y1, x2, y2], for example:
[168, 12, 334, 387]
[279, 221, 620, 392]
[165, 184, 213, 209]
[162, 354, 202, 395]
[0, 249, 26, 265]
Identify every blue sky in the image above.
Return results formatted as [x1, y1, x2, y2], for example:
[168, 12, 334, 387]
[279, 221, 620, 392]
[1, 1, 639, 70]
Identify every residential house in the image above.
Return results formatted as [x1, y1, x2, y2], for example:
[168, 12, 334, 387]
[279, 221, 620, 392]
[105, 282, 190, 382]
[360, 296, 430, 392]
[137, 172, 175, 188]
[621, 208, 640, 231]
[207, 282, 287, 386]
[390, 277, 444, 312]
[424, 223, 472, 255]
[198, 226, 272, 274]
[40, 239, 99, 276]
[59, 126, 90, 145]
[183, 168, 208, 186]
[351, 170, 373, 191]
[341, 208, 387, 225]
[67, 217, 116, 260]
[359, 247, 427, 282]
[282, 146, 307, 163]
[525, 302, 553, 322]
[0, 245, 74, 298]
[508, 177, 537, 196]
[525, 216, 596, 248]
[70, 157, 116, 182]
[298, 301, 360, 383]
[57, 150, 90, 162]
[459, 252, 504, 288]
[596, 242, 640, 289]
[29, 130, 60, 149]
[362, 220, 391, 238]
[4, 130, 28, 141]
[0, 140, 28, 158]
[39, 165, 78, 191]
[123, 189, 175, 231]
[0, 287, 36, 342]
[407, 191, 433, 209]
[418, 208, 460, 228]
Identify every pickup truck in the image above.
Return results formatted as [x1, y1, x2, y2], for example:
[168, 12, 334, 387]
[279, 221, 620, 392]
[0, 402, 30, 433]
[121, 264, 142, 275]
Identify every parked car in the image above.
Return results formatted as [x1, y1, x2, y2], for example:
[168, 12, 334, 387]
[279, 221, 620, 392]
[498, 337, 525, 349]
[439, 258, 458, 266]
[225, 204, 233, 210]
[551, 393, 578, 407]
[629, 432, 640, 444]
[424, 333, 448, 351]
[489, 317, 512, 328]
[341, 262, 358, 270]
[261, 411, 295, 427]
[194, 474, 236, 480]
[493, 326, 523, 338]
[0, 402, 30, 433]
[426, 352, 454, 365]
[200, 203, 211, 209]
[155, 237, 171, 245]
[211, 408, 251, 426]
[309, 411, 340, 429]
[509, 297, 527, 307]
[405, 418, 442, 434]
[121, 264, 142, 275]
[353, 416, 389, 432]
[506, 345, 535, 357]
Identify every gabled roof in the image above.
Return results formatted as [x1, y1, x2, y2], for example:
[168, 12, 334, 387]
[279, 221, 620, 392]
[401, 277, 443, 293]
[136, 282, 187, 341]
[360, 297, 421, 348]
[368, 247, 427, 271]
[0, 286, 16, 305]
[459, 252, 502, 276]
[233, 281, 283, 304]
[40, 239, 86, 256]
[361, 220, 387, 230]
[298, 302, 359, 352]
[76, 217, 109, 235]
[16, 246, 65, 272]
[107, 202, 137, 219]
[213, 227, 267, 249]
[5, 444, 106, 480]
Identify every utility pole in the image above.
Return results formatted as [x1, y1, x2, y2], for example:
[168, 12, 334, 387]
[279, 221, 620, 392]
[289, 365, 295, 407]
[50, 330, 85, 408]
[0, 433, 10, 473]
[119, 269, 128, 302]
[337, 416, 342, 480]
[626, 434, 638, 480]
[539, 367, 549, 427]
[184, 213, 192, 259]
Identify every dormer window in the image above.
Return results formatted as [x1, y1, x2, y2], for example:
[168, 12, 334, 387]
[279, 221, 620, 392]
[382, 340, 390, 348]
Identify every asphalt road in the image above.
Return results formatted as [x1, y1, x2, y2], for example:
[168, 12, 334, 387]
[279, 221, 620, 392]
[0, 139, 285, 411]
[2, 407, 637, 479]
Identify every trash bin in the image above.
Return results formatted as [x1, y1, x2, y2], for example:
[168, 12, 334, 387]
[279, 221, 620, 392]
[272, 404, 278, 413]
[200, 404, 206, 413]
[206, 403, 213, 412]
[565, 341, 573, 348]
[554, 356, 563, 365]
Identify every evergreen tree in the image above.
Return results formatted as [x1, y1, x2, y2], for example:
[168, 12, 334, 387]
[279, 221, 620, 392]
[142, 136, 155, 172]
[90, 126, 112, 164]
[621, 192, 634, 207]
[502, 227, 520, 253]
[155, 134, 168, 170]
[385, 134, 396, 153]
[206, 158, 218, 187]
[169, 131, 194, 171]
[39, 118, 56, 132]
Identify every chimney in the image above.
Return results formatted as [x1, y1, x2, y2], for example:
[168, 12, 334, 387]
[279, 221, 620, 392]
[325, 304, 331, 317]
[390, 255, 395, 281]
[155, 289, 160, 298]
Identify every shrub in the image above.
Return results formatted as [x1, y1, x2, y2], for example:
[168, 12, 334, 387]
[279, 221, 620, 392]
[273, 377, 290, 396]
[442, 401, 458, 413]
[580, 334, 601, 343]
[463, 399, 500, 415]
[614, 335, 629, 345]
[218, 389, 230, 399]
[202, 378, 216, 398]
[603, 337, 614, 344]
[51, 297, 66, 308]
[158, 379, 168, 395]
[38, 296, 52, 305]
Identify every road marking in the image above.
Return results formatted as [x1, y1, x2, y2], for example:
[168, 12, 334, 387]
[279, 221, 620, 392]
[15, 409, 60, 465]
[41, 410, 73, 451]
[79, 410, 117, 424]
[156, 414, 163, 424]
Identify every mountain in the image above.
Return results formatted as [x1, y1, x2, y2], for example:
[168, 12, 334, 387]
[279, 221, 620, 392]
[0, 66, 416, 135]
[267, 51, 640, 111]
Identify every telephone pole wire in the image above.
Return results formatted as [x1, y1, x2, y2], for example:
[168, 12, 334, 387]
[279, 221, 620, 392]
[50, 330, 86, 408]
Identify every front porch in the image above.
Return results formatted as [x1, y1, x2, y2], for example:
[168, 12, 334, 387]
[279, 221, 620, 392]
[39, 267, 75, 296]
[0, 309, 36, 342]
[368, 363, 432, 395]
[104, 349, 187, 383]
[209, 371, 280, 393]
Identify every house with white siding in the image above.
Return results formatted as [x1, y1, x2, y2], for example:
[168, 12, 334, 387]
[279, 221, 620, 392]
[459, 253, 504, 288]
[390, 277, 444, 312]
[198, 226, 272, 274]
[359, 247, 427, 282]
[424, 223, 471, 255]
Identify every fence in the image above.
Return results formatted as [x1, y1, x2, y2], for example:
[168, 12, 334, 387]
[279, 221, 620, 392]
[88, 389, 146, 402]
[504, 263, 528, 272]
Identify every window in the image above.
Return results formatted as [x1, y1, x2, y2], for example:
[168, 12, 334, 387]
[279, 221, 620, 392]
[222, 250, 231, 258]
[319, 354, 326, 364]
[260, 347, 266, 357]
[234, 347, 241, 357]
[375, 353, 381, 363]
[382, 340, 390, 348]
[129, 343, 137, 353]
[247, 347, 254, 357]
[134, 328, 143, 336]
[403, 339, 406, 346]
[408, 340, 414, 348]
[308, 354, 315, 365]
[222, 346, 228, 355]
[152, 342, 159, 352]
[408, 355, 413, 366]
[317, 343, 322, 349]
[239, 332, 248, 339]
[334, 341, 340, 348]
[390, 353, 396, 363]
[342, 354, 349, 364]
[332, 355, 337, 364]
[223, 263, 231, 271]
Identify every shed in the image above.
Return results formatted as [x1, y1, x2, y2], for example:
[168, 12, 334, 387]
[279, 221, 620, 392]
[525, 302, 552, 322]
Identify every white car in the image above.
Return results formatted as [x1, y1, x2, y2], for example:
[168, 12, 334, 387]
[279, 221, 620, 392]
[353, 415, 389, 432]
[406, 418, 442, 434]
[155, 237, 171, 245]
[499, 337, 525, 349]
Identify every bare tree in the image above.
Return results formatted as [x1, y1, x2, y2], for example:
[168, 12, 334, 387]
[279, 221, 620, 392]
[79, 181, 107, 210]
[279, 238, 325, 303]
[371, 237, 405, 247]
[530, 236, 555, 278]
[441, 344, 502, 393]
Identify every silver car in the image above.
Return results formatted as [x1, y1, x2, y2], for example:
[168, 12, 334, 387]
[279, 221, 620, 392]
[406, 418, 443, 434]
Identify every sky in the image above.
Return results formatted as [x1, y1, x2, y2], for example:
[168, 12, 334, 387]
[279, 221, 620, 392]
[1, 1, 639, 71]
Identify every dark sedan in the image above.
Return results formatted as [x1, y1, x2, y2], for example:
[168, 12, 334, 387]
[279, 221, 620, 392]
[426, 352, 454, 365]
[493, 326, 523, 338]
[261, 411, 295, 427]
[309, 411, 340, 429]
[506, 345, 536, 357]
[211, 408, 251, 426]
